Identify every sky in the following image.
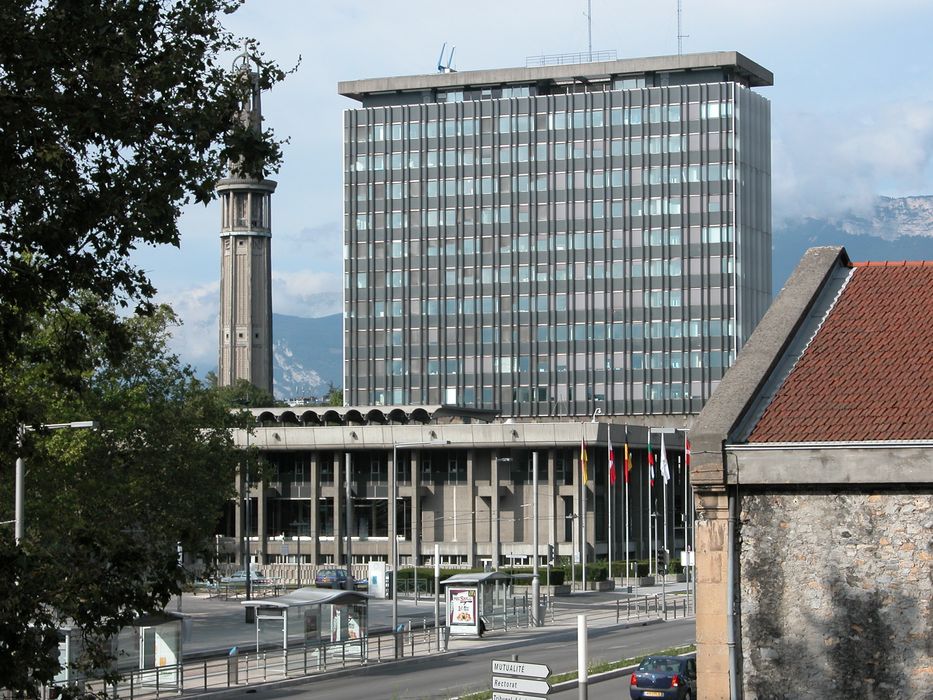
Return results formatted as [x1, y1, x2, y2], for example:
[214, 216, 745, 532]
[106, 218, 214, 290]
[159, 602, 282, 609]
[136, 0, 933, 373]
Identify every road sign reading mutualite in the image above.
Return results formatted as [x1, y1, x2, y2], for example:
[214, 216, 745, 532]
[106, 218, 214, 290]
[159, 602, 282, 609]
[491, 659, 551, 679]
[491, 676, 550, 695]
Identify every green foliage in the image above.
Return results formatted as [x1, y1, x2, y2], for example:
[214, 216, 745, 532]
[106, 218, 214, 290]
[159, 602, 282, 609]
[560, 562, 607, 582]
[0, 544, 60, 692]
[0, 302, 247, 695]
[0, 0, 287, 371]
[607, 559, 651, 577]
[501, 566, 566, 586]
[325, 386, 344, 406]
[208, 375, 277, 407]
[0, 2, 287, 689]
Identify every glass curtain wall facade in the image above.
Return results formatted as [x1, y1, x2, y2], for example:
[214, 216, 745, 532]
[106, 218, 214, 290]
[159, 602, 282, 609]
[342, 53, 771, 417]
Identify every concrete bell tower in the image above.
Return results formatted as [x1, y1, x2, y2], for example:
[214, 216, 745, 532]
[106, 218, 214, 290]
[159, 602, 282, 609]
[217, 50, 276, 396]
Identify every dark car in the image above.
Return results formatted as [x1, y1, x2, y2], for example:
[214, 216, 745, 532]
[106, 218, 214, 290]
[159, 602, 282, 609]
[313, 568, 368, 590]
[314, 568, 349, 588]
[629, 655, 697, 700]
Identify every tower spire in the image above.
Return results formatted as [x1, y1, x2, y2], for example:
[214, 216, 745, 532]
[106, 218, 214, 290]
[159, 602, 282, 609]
[216, 48, 276, 396]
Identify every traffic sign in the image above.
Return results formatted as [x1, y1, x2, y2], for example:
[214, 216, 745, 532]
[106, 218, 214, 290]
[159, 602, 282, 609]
[492, 659, 551, 679]
[492, 693, 543, 700]
[492, 676, 550, 695]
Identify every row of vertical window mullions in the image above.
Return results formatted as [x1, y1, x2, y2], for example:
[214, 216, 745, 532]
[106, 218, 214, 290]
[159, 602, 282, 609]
[354, 262, 736, 292]
[346, 148, 735, 225]
[219, 191, 270, 229]
[355, 98, 735, 142]
[352, 166, 734, 207]
[363, 227, 735, 259]
[348, 132, 734, 173]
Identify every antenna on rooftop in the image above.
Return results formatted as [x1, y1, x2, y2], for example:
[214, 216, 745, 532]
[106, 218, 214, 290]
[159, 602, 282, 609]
[584, 0, 593, 61]
[436, 43, 456, 73]
[677, 0, 689, 55]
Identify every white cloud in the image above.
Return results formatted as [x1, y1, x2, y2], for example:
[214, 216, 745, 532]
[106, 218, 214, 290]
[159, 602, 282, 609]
[774, 101, 933, 221]
[272, 269, 342, 317]
[273, 221, 342, 270]
[156, 281, 220, 375]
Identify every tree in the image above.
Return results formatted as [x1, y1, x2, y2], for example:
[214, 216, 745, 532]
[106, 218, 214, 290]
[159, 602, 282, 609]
[0, 3, 285, 693]
[0, 0, 285, 370]
[325, 386, 344, 407]
[207, 374, 278, 408]
[0, 302, 251, 695]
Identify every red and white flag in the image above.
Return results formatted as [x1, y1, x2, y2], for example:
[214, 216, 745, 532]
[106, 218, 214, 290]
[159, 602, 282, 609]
[608, 435, 616, 486]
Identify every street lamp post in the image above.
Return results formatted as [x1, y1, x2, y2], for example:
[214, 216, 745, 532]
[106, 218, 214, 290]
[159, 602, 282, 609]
[14, 421, 98, 544]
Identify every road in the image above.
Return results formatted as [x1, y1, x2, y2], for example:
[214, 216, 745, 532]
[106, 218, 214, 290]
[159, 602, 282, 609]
[219, 618, 695, 700]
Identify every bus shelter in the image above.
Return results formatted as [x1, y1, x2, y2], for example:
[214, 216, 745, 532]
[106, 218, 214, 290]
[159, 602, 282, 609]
[241, 587, 369, 655]
[118, 612, 186, 688]
[442, 571, 511, 638]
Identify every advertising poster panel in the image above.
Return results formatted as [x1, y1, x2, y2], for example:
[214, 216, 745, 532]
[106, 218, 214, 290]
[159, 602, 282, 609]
[447, 586, 479, 636]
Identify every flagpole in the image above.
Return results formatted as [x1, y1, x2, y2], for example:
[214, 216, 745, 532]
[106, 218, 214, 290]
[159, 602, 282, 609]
[661, 432, 669, 616]
[580, 426, 587, 593]
[624, 427, 631, 591]
[682, 428, 694, 614]
[679, 451, 685, 608]
[608, 434, 613, 587]
[648, 458, 653, 578]
[624, 472, 629, 588]
[662, 432, 669, 580]
[647, 430, 653, 578]
[582, 451, 586, 593]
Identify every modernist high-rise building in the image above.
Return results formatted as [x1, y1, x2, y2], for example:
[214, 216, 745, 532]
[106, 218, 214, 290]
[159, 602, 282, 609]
[217, 52, 276, 395]
[339, 51, 772, 418]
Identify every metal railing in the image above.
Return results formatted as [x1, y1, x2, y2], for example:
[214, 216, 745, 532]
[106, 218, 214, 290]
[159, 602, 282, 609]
[28, 625, 451, 700]
[525, 50, 618, 67]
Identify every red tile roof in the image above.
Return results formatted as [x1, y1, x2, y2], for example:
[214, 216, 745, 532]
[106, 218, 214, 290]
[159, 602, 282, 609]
[748, 261, 933, 442]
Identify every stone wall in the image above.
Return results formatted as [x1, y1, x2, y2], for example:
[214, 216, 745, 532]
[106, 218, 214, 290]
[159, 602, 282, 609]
[738, 490, 932, 699]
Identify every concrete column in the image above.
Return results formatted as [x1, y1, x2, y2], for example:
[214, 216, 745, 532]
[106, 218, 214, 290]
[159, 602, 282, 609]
[492, 454, 501, 569]
[309, 453, 320, 565]
[411, 450, 421, 567]
[333, 452, 342, 565]
[466, 449, 476, 568]
[256, 479, 267, 564]
[388, 448, 397, 567]
[695, 487, 732, 700]
[344, 451, 353, 573]
[574, 454, 582, 569]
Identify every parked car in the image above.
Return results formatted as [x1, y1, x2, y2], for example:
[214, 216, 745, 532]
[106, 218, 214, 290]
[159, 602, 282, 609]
[629, 655, 697, 700]
[314, 568, 367, 590]
[221, 569, 273, 586]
